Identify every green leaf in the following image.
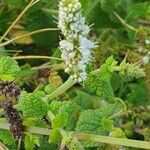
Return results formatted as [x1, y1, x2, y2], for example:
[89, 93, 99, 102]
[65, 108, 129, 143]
[96, 80, 115, 102]
[0, 56, 20, 80]
[72, 90, 94, 109]
[49, 129, 62, 144]
[18, 91, 48, 117]
[45, 84, 54, 94]
[62, 132, 84, 150]
[75, 99, 126, 147]
[119, 58, 145, 78]
[0, 129, 16, 146]
[100, 118, 114, 131]
[99, 56, 118, 80]
[110, 128, 126, 138]
[49, 100, 79, 117]
[52, 112, 68, 129]
[23, 118, 47, 128]
[25, 133, 40, 150]
[85, 57, 116, 102]
[49, 100, 79, 130]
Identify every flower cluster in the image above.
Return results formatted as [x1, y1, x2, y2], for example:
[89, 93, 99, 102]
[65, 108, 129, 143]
[58, 0, 96, 82]
[0, 81, 21, 103]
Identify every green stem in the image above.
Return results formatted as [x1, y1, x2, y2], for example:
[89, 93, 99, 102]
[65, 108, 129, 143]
[74, 132, 150, 149]
[113, 11, 138, 32]
[13, 55, 62, 61]
[0, 122, 150, 149]
[0, 28, 59, 47]
[47, 78, 76, 101]
[31, 63, 64, 71]
[47, 111, 55, 121]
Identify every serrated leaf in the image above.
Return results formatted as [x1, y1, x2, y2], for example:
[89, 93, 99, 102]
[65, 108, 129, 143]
[75, 99, 126, 147]
[25, 133, 40, 150]
[18, 91, 47, 117]
[23, 118, 47, 128]
[85, 76, 115, 102]
[100, 118, 114, 131]
[0, 56, 20, 80]
[96, 80, 114, 102]
[49, 100, 79, 117]
[49, 100, 79, 130]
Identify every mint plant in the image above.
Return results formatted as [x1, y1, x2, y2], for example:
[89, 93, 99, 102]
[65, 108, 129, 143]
[0, 0, 150, 150]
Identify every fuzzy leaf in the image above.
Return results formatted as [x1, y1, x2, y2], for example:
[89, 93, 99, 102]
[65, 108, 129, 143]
[75, 99, 126, 147]
[18, 91, 47, 117]
[49, 101, 79, 117]
[49, 101, 79, 130]
[0, 56, 20, 80]
[23, 118, 47, 128]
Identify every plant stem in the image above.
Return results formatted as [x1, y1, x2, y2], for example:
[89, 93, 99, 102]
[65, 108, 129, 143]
[0, 0, 39, 43]
[0, 28, 59, 47]
[74, 132, 150, 149]
[17, 138, 22, 150]
[47, 78, 76, 101]
[0, 142, 9, 150]
[30, 63, 64, 71]
[47, 111, 55, 121]
[0, 122, 150, 149]
[13, 55, 62, 61]
[113, 11, 138, 32]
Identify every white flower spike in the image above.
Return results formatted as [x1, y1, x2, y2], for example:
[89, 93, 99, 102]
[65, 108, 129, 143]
[58, 0, 97, 82]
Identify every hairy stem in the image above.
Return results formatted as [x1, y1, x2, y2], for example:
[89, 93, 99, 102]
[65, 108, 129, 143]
[0, 28, 59, 47]
[0, 0, 39, 43]
[47, 78, 76, 101]
[113, 11, 137, 32]
[0, 122, 150, 149]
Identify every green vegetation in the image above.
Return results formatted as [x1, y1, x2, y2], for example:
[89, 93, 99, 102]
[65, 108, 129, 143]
[0, 0, 150, 150]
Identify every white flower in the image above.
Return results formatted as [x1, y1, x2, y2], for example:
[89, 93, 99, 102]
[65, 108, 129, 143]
[58, 0, 97, 82]
[68, 52, 76, 58]
[59, 40, 74, 51]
